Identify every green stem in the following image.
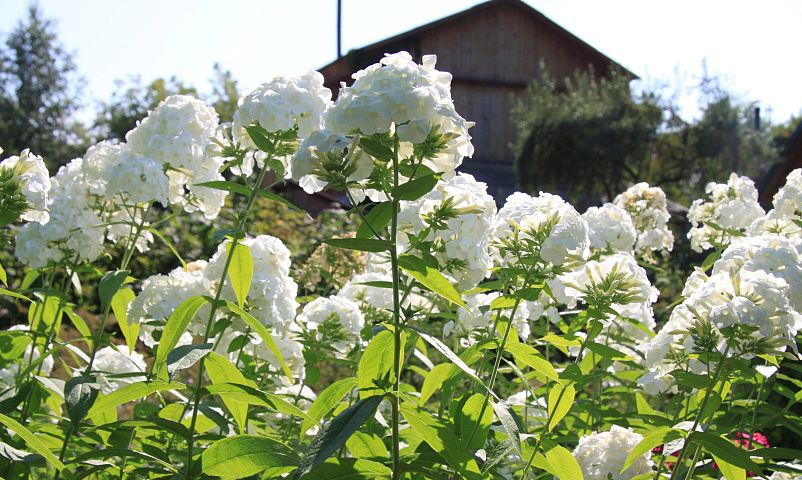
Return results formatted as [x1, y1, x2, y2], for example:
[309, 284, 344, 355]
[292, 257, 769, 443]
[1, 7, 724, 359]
[390, 136, 403, 480]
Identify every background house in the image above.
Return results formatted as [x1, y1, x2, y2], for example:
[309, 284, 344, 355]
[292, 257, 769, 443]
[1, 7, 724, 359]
[318, 0, 635, 203]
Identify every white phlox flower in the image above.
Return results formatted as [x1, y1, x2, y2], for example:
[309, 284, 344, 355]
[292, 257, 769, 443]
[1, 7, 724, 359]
[614, 182, 674, 259]
[687, 173, 764, 252]
[290, 130, 372, 194]
[296, 296, 365, 358]
[0, 149, 51, 223]
[572, 425, 654, 480]
[582, 203, 637, 253]
[92, 346, 147, 395]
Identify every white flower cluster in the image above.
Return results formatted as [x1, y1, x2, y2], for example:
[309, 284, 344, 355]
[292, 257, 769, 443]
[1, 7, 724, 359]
[126, 95, 227, 218]
[296, 296, 365, 358]
[640, 234, 802, 394]
[0, 149, 51, 223]
[290, 129, 372, 194]
[582, 203, 636, 253]
[92, 346, 147, 395]
[129, 235, 304, 379]
[394, 173, 496, 290]
[749, 168, 802, 249]
[324, 51, 473, 175]
[687, 173, 765, 252]
[572, 426, 653, 480]
[614, 182, 674, 259]
[232, 71, 332, 177]
[444, 291, 532, 343]
[492, 191, 590, 268]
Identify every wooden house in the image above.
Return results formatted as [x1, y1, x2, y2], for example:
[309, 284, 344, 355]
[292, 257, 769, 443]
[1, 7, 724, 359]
[318, 0, 635, 202]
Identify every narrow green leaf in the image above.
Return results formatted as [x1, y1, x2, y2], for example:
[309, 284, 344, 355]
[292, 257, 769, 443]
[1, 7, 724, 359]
[712, 454, 746, 480]
[224, 301, 293, 382]
[201, 435, 299, 479]
[544, 443, 584, 480]
[294, 395, 384, 479]
[460, 393, 493, 449]
[154, 295, 209, 368]
[0, 263, 7, 286]
[98, 270, 130, 313]
[0, 440, 43, 463]
[701, 250, 721, 271]
[87, 381, 177, 418]
[420, 363, 458, 405]
[213, 228, 245, 243]
[345, 431, 388, 461]
[301, 458, 391, 480]
[505, 342, 560, 381]
[358, 136, 394, 161]
[323, 237, 392, 252]
[358, 330, 402, 399]
[356, 202, 393, 239]
[398, 255, 467, 309]
[256, 188, 311, 217]
[400, 403, 483, 480]
[621, 427, 686, 472]
[206, 352, 249, 433]
[302, 378, 358, 437]
[68, 448, 180, 475]
[584, 340, 634, 361]
[226, 242, 253, 309]
[491, 399, 523, 457]
[88, 418, 190, 439]
[391, 174, 439, 201]
[202, 383, 316, 425]
[489, 295, 517, 310]
[35, 375, 65, 398]
[145, 227, 187, 269]
[194, 180, 252, 197]
[0, 287, 30, 301]
[670, 370, 713, 390]
[687, 432, 763, 475]
[546, 383, 575, 432]
[111, 287, 138, 352]
[244, 124, 275, 153]
[0, 330, 32, 360]
[64, 306, 92, 345]
[65, 376, 100, 428]
[0, 412, 75, 479]
[166, 343, 213, 382]
[482, 437, 517, 473]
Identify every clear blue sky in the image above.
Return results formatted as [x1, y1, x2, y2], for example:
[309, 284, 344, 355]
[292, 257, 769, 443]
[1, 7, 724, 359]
[1, 0, 801, 124]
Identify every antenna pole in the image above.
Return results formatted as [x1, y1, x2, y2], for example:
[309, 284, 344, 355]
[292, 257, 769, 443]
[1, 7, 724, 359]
[337, 0, 342, 58]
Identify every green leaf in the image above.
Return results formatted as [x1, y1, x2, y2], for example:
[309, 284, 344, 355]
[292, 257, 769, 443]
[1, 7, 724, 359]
[544, 442, 584, 480]
[670, 370, 713, 390]
[68, 448, 180, 475]
[154, 295, 209, 368]
[420, 363, 458, 405]
[201, 383, 316, 425]
[206, 352, 250, 433]
[65, 375, 100, 428]
[687, 432, 763, 475]
[482, 437, 517, 473]
[64, 306, 91, 345]
[302, 378, 358, 437]
[194, 180, 252, 197]
[460, 393, 493, 449]
[547, 383, 575, 432]
[398, 254, 467, 308]
[712, 454, 746, 480]
[701, 250, 721, 271]
[358, 330, 403, 399]
[145, 226, 187, 269]
[621, 427, 685, 472]
[111, 287, 138, 352]
[226, 242, 253, 309]
[0, 440, 43, 463]
[294, 395, 384, 479]
[0, 412, 75, 479]
[0, 287, 30, 302]
[345, 431, 388, 461]
[356, 202, 393, 239]
[584, 340, 634, 361]
[88, 417, 191, 439]
[98, 270, 130, 313]
[323, 237, 392, 252]
[301, 458, 391, 480]
[0, 262, 7, 286]
[256, 188, 311, 218]
[213, 228, 246, 243]
[166, 343, 213, 382]
[224, 301, 293, 382]
[505, 342, 559, 381]
[358, 136, 394, 161]
[0, 330, 32, 360]
[400, 403, 484, 480]
[491, 400, 523, 457]
[245, 125, 275, 153]
[87, 381, 177, 419]
[391, 174, 439, 201]
[201, 435, 299, 479]
[489, 295, 517, 310]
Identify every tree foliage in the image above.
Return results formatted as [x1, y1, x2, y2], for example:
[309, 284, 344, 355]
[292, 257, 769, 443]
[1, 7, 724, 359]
[0, 4, 87, 172]
[512, 65, 787, 206]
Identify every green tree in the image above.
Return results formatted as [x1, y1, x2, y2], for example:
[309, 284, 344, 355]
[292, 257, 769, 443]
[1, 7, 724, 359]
[0, 4, 88, 172]
[512, 66, 664, 206]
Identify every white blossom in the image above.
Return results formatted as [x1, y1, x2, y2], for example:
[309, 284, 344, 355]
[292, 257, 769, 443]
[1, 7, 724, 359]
[572, 426, 653, 480]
